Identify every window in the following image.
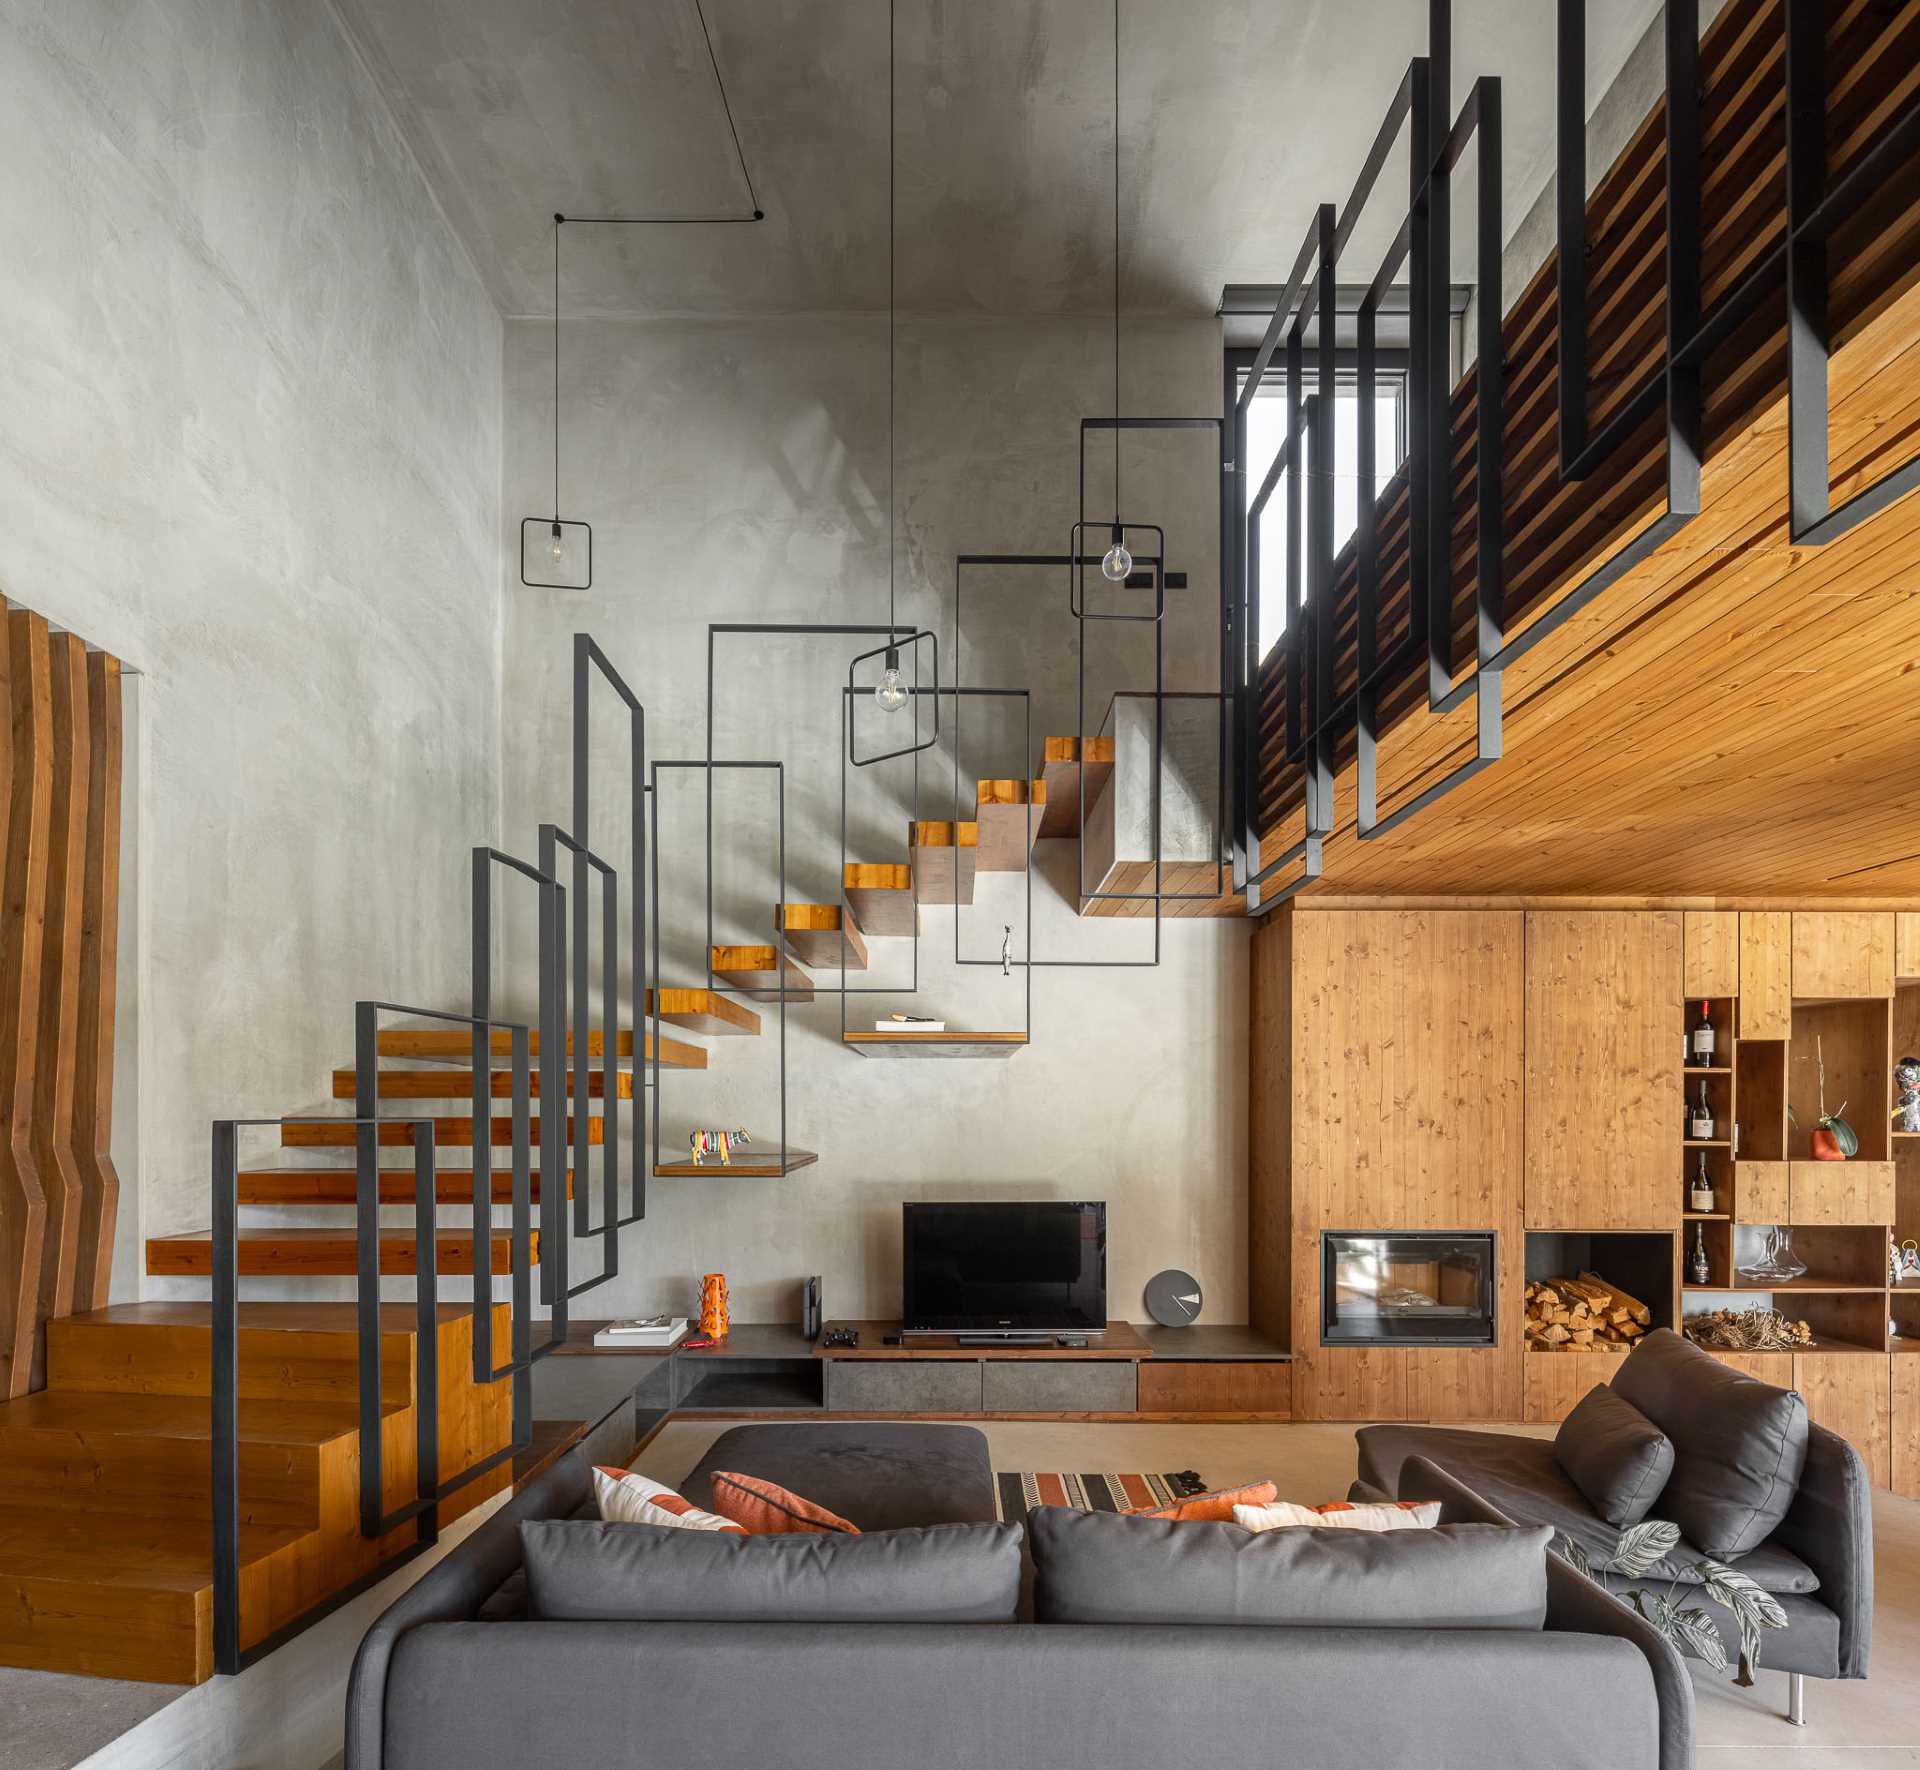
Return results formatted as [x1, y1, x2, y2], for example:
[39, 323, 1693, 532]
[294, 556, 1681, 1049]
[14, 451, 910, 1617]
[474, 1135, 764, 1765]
[1238, 362, 1405, 670]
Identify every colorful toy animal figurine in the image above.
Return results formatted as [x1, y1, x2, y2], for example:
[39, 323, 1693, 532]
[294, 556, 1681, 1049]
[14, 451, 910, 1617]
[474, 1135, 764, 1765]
[1894, 1055, 1920, 1134]
[688, 1127, 752, 1166]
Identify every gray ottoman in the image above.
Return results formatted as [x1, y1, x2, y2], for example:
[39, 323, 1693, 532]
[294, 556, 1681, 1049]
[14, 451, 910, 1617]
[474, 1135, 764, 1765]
[680, 1421, 997, 1532]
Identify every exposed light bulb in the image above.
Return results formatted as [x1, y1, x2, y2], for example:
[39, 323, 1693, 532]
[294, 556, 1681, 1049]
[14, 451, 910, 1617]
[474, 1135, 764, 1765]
[1100, 529, 1133, 583]
[874, 648, 909, 714]
[547, 522, 568, 569]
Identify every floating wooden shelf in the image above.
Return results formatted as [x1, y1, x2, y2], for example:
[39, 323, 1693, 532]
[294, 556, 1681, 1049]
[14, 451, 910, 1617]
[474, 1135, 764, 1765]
[653, 1147, 819, 1178]
[1037, 735, 1114, 838]
[645, 988, 761, 1036]
[842, 1031, 1026, 1060]
[1684, 1279, 1885, 1294]
[908, 821, 979, 904]
[842, 863, 919, 937]
[282, 1115, 600, 1149]
[1683, 1139, 1732, 1148]
[710, 943, 814, 1003]
[975, 779, 1045, 871]
[373, 1026, 706, 1070]
[237, 1167, 571, 1205]
[1682, 1211, 1730, 1221]
[147, 1227, 540, 1277]
[778, 904, 869, 971]
[331, 1068, 634, 1100]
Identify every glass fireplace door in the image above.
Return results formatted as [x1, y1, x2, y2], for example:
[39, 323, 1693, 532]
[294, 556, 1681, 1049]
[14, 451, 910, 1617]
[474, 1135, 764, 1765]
[1320, 1233, 1497, 1346]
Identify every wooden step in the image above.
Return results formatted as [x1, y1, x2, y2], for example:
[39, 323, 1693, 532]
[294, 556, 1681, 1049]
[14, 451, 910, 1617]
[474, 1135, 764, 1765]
[778, 904, 870, 971]
[909, 821, 978, 904]
[145, 1228, 541, 1278]
[976, 779, 1046, 871]
[374, 1027, 707, 1070]
[282, 1115, 601, 1149]
[332, 1068, 633, 1100]
[709, 944, 814, 1003]
[1037, 735, 1115, 837]
[236, 1167, 572, 1206]
[644, 988, 761, 1036]
[842, 863, 920, 937]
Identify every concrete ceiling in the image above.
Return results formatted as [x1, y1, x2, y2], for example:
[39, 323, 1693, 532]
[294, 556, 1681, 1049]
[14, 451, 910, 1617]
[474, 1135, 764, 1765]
[333, 0, 1662, 319]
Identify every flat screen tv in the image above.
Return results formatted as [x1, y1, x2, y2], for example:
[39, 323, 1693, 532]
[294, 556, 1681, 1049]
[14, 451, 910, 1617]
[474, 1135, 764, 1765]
[902, 1201, 1106, 1338]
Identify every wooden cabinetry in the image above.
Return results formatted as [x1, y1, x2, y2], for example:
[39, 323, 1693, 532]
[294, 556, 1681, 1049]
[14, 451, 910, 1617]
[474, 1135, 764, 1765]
[1732, 1160, 1789, 1223]
[1792, 912, 1894, 1000]
[1525, 912, 1681, 1229]
[1790, 1160, 1896, 1226]
[1136, 1361, 1290, 1417]
[1898, 913, 1920, 982]
[1796, 1352, 1892, 1488]
[1894, 1353, 1920, 1500]
[1523, 1350, 1617, 1423]
[1684, 912, 1740, 998]
[1739, 912, 1793, 1040]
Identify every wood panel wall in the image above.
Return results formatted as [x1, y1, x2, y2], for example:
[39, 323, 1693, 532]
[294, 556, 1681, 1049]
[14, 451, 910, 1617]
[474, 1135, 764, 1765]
[0, 601, 124, 1397]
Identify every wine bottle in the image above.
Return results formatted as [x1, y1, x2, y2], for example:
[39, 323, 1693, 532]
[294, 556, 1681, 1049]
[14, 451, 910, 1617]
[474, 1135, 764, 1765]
[1690, 1081, 1714, 1141]
[1691, 1000, 1715, 1067]
[1690, 1152, 1715, 1214]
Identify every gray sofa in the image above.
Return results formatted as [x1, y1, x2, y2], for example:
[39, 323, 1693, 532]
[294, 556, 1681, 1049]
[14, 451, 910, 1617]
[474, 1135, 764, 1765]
[1358, 1329, 1873, 1723]
[347, 1416, 1691, 1770]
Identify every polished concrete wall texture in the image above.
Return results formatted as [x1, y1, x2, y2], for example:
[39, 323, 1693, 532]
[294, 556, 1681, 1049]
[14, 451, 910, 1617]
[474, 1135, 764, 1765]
[0, 0, 506, 1278]
[499, 308, 1250, 1325]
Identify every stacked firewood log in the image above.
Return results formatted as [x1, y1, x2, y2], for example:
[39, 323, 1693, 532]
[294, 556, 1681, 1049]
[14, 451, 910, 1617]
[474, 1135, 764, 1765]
[1523, 1270, 1652, 1351]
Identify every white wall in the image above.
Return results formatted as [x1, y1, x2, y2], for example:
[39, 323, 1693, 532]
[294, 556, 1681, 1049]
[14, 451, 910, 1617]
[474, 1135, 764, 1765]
[0, 0, 504, 1272]
[499, 306, 1249, 1325]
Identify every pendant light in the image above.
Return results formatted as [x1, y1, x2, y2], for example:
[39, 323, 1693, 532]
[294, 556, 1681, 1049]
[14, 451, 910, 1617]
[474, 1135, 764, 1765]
[876, 0, 906, 712]
[1098, 0, 1131, 587]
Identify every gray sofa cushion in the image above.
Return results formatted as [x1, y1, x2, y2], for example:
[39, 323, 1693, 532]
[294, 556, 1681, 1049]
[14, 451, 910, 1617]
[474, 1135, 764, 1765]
[520, 1518, 1024, 1622]
[679, 1422, 997, 1532]
[1029, 1505, 1552, 1629]
[1356, 1424, 1820, 1595]
[1555, 1385, 1674, 1527]
[1611, 1330, 1809, 1559]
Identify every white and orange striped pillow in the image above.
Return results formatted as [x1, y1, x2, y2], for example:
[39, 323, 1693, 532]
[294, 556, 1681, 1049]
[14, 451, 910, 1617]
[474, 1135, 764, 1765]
[1231, 1498, 1442, 1533]
[593, 1465, 747, 1533]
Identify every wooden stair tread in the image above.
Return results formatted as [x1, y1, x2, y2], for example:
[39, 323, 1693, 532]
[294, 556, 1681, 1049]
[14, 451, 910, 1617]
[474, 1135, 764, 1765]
[57, 1299, 487, 1335]
[842, 863, 919, 937]
[709, 944, 814, 1002]
[0, 1505, 311, 1588]
[283, 1115, 602, 1148]
[332, 1069, 633, 1100]
[908, 821, 978, 904]
[976, 779, 1046, 871]
[0, 1387, 402, 1445]
[1038, 735, 1115, 838]
[374, 1027, 706, 1069]
[644, 988, 761, 1036]
[146, 1228, 541, 1277]
[778, 904, 870, 971]
[237, 1167, 571, 1205]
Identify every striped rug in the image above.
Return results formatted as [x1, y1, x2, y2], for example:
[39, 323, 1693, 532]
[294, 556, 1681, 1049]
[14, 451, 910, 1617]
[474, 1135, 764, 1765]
[994, 1470, 1208, 1524]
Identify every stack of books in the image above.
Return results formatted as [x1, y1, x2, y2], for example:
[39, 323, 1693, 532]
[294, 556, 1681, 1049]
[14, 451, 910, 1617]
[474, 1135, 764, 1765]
[591, 1316, 689, 1349]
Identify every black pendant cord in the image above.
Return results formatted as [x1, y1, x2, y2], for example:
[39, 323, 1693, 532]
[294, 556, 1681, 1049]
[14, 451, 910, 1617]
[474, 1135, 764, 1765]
[888, 0, 897, 642]
[1112, 0, 1121, 531]
[553, 218, 562, 527]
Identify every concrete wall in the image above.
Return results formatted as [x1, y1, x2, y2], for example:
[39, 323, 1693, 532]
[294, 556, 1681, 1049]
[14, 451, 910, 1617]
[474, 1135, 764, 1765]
[499, 307, 1248, 1326]
[0, 0, 504, 1278]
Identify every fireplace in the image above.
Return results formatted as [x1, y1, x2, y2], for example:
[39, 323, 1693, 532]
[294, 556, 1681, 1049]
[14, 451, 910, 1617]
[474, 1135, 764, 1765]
[1320, 1232, 1498, 1347]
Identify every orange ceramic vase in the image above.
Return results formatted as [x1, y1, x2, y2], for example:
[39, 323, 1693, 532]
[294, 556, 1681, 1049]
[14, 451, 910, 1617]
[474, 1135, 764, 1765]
[699, 1273, 730, 1339]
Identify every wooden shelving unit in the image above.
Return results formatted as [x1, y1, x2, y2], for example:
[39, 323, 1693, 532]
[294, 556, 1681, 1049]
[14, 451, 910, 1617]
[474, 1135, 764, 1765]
[1679, 995, 1737, 1222]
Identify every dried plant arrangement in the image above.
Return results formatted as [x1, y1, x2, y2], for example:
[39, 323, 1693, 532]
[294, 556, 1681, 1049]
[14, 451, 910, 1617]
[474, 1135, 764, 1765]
[1682, 1307, 1814, 1351]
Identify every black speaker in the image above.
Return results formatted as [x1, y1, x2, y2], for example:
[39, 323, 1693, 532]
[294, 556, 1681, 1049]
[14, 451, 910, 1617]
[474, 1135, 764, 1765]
[802, 1276, 822, 1340]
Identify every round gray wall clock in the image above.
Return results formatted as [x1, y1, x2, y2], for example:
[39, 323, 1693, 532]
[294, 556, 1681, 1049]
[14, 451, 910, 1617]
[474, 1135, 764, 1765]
[1144, 1269, 1203, 1327]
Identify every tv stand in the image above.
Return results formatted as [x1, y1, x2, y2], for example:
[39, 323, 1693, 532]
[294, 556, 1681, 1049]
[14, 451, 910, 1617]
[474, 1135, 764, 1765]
[820, 1320, 1145, 1413]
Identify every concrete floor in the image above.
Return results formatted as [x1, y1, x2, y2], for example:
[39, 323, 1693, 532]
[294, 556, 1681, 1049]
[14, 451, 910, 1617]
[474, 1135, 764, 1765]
[641, 1417, 1920, 1770]
[0, 1668, 185, 1770]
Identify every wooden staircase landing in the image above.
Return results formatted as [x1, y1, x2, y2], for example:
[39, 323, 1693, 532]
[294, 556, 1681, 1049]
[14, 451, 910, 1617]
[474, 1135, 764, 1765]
[0, 1303, 511, 1683]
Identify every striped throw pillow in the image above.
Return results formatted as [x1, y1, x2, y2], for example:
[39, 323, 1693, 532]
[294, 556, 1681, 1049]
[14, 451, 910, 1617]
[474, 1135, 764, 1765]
[593, 1465, 747, 1533]
[1231, 1498, 1442, 1533]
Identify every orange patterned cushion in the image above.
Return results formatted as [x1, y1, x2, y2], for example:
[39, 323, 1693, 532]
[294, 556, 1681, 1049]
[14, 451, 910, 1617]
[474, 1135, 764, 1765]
[1233, 1498, 1442, 1533]
[706, 1470, 861, 1535]
[592, 1466, 747, 1533]
[1125, 1479, 1279, 1521]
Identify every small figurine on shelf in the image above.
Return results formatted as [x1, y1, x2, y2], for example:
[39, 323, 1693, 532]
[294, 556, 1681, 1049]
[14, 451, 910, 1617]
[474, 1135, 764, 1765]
[688, 1127, 752, 1166]
[1898, 1238, 1920, 1285]
[1690, 1222, 1711, 1285]
[1893, 1055, 1920, 1134]
[698, 1272, 730, 1340]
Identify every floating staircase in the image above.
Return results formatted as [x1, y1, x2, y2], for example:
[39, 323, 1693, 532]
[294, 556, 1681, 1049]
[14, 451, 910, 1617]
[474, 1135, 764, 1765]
[975, 778, 1046, 870]
[0, 1302, 509, 1683]
[842, 863, 919, 935]
[146, 1227, 541, 1277]
[710, 944, 814, 1002]
[778, 903, 869, 969]
[907, 821, 978, 903]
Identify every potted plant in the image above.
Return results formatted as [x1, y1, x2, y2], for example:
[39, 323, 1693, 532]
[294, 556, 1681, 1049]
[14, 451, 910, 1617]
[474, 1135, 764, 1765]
[1790, 1035, 1857, 1161]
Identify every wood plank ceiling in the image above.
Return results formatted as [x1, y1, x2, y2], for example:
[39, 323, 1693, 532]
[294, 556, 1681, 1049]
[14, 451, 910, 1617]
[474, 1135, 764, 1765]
[1255, 0, 1920, 901]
